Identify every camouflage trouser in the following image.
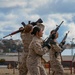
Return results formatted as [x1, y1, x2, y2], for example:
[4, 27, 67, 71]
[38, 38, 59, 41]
[27, 65, 47, 75]
[50, 61, 64, 75]
[19, 53, 28, 75]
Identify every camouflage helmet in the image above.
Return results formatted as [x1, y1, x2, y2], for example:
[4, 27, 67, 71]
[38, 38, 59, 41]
[36, 23, 45, 31]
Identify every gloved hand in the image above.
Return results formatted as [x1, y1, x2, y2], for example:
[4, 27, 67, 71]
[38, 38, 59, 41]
[19, 27, 24, 31]
[61, 41, 66, 45]
[59, 41, 66, 48]
[51, 33, 56, 39]
[45, 43, 51, 49]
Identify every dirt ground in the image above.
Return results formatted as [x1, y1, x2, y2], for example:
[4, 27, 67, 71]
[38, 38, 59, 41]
[0, 68, 75, 75]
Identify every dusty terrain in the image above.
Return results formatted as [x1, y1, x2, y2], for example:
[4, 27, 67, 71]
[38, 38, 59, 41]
[0, 68, 75, 75]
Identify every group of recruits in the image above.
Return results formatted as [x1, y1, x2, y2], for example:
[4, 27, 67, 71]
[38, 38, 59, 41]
[19, 23, 65, 75]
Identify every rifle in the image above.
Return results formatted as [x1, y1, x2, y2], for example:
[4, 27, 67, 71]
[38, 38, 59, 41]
[42, 21, 64, 47]
[54, 21, 64, 32]
[55, 31, 69, 57]
[3, 18, 43, 38]
[3, 29, 23, 38]
[60, 31, 70, 52]
[3, 22, 26, 38]
[59, 31, 69, 47]
[29, 18, 43, 26]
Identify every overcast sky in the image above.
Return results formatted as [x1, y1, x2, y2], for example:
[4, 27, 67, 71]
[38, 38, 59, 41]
[0, 0, 75, 45]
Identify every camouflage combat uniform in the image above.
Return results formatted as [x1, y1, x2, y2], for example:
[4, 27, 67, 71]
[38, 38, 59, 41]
[26, 36, 49, 75]
[49, 43, 64, 75]
[19, 33, 33, 75]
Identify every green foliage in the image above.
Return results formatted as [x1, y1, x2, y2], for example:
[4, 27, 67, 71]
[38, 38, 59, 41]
[0, 59, 5, 63]
[0, 39, 23, 53]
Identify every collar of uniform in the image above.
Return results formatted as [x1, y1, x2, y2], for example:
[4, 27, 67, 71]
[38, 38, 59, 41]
[34, 36, 41, 40]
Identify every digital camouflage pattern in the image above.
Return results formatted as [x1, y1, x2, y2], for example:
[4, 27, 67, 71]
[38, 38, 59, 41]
[19, 33, 33, 75]
[49, 43, 64, 75]
[26, 36, 49, 75]
[19, 23, 45, 75]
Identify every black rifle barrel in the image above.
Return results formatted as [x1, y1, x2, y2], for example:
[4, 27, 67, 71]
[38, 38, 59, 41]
[42, 21, 64, 47]
[55, 21, 64, 32]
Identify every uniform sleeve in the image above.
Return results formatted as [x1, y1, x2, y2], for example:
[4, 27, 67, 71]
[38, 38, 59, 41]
[33, 41, 49, 56]
[20, 33, 25, 41]
[51, 43, 62, 52]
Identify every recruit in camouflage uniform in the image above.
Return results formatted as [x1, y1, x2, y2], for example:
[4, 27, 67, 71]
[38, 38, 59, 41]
[19, 24, 33, 75]
[26, 26, 50, 75]
[26, 36, 49, 75]
[19, 23, 45, 75]
[49, 43, 64, 75]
